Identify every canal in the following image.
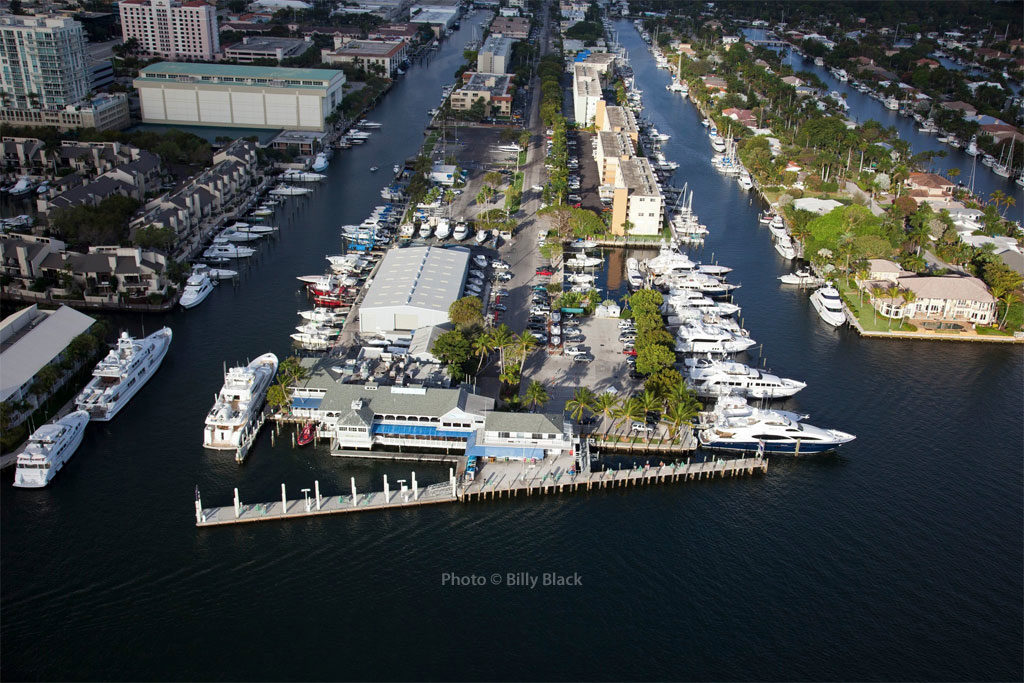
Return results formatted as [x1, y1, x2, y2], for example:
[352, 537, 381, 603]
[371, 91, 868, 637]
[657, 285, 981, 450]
[0, 17, 1020, 682]
[745, 28, 1022, 222]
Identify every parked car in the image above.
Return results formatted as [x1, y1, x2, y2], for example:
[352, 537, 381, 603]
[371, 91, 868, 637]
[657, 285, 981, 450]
[535, 267, 555, 276]
[565, 346, 588, 356]
[631, 421, 655, 433]
[572, 354, 595, 363]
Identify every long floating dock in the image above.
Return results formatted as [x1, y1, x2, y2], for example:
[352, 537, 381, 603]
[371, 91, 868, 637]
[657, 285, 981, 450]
[195, 456, 768, 527]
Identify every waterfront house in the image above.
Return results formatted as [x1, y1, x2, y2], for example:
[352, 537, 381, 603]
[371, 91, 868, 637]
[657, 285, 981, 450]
[863, 268, 997, 326]
[701, 75, 728, 93]
[906, 172, 955, 205]
[0, 234, 66, 287]
[939, 101, 978, 118]
[37, 245, 170, 301]
[781, 75, 803, 87]
[722, 107, 757, 129]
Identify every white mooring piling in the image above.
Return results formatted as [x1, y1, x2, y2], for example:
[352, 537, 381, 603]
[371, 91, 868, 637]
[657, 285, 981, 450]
[233, 488, 240, 518]
[351, 477, 357, 507]
[412, 471, 418, 501]
[281, 483, 287, 514]
[383, 474, 390, 503]
[315, 480, 322, 510]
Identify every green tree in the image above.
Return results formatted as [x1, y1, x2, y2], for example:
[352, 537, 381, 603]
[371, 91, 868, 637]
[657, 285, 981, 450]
[612, 397, 645, 436]
[635, 344, 675, 376]
[663, 399, 699, 440]
[266, 384, 290, 412]
[524, 380, 549, 411]
[566, 387, 596, 423]
[490, 324, 516, 372]
[448, 295, 483, 327]
[433, 329, 473, 380]
[472, 331, 494, 374]
[594, 392, 619, 434]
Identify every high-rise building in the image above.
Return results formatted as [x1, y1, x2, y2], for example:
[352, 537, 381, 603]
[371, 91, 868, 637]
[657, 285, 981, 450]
[0, 14, 90, 110]
[119, 0, 220, 62]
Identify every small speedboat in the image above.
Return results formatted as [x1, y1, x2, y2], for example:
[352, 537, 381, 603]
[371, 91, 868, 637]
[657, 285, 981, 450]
[475, 229, 489, 244]
[311, 153, 329, 172]
[297, 422, 316, 446]
[370, 166, 379, 172]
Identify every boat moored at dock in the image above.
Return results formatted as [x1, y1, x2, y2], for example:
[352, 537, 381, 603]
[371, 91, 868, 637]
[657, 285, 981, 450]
[203, 353, 278, 453]
[75, 328, 172, 421]
[12, 411, 91, 488]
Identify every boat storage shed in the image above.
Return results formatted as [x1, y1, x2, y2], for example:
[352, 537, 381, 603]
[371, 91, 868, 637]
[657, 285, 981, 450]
[359, 246, 469, 335]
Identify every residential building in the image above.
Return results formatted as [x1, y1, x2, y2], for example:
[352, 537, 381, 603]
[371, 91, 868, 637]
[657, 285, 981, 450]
[939, 100, 978, 118]
[0, 14, 89, 111]
[358, 246, 469, 334]
[577, 51, 616, 75]
[594, 130, 634, 187]
[224, 36, 310, 63]
[701, 75, 728, 93]
[572, 64, 603, 127]
[321, 39, 409, 76]
[450, 72, 514, 117]
[477, 34, 513, 74]
[133, 62, 345, 131]
[722, 107, 757, 129]
[130, 139, 260, 255]
[38, 150, 162, 215]
[269, 130, 328, 156]
[0, 234, 66, 287]
[906, 172, 955, 205]
[1, 93, 130, 132]
[979, 123, 1024, 145]
[489, 16, 530, 39]
[331, 0, 406, 22]
[0, 305, 96, 425]
[781, 75, 804, 87]
[36, 245, 171, 301]
[368, 24, 423, 42]
[866, 273, 997, 326]
[600, 105, 639, 142]
[610, 157, 663, 235]
[119, 0, 220, 61]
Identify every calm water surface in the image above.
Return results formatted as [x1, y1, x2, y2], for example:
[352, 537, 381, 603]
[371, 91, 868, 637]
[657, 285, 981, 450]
[1, 19, 1021, 682]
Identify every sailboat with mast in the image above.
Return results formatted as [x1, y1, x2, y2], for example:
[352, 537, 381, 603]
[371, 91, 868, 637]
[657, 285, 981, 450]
[992, 137, 1014, 178]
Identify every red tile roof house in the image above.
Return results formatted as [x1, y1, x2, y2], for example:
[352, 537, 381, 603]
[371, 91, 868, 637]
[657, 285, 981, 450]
[976, 47, 1013, 61]
[980, 124, 1024, 145]
[701, 76, 728, 93]
[722, 107, 757, 129]
[939, 101, 978, 117]
[906, 172, 955, 201]
[914, 57, 940, 69]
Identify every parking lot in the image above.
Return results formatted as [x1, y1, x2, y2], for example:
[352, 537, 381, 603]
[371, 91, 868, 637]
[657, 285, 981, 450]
[521, 317, 645, 414]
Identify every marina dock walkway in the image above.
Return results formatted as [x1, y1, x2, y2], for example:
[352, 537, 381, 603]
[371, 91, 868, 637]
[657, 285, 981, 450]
[195, 455, 767, 527]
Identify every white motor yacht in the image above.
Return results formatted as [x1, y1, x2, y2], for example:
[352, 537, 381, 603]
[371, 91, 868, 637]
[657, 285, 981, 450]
[475, 229, 490, 244]
[698, 395, 855, 454]
[75, 328, 172, 421]
[203, 353, 278, 451]
[419, 223, 434, 239]
[663, 272, 738, 297]
[810, 283, 846, 326]
[453, 222, 470, 241]
[298, 308, 345, 324]
[674, 321, 756, 354]
[434, 219, 452, 240]
[204, 243, 255, 259]
[192, 263, 238, 281]
[180, 273, 215, 309]
[281, 169, 326, 182]
[290, 332, 333, 350]
[684, 358, 806, 399]
[216, 226, 262, 243]
[663, 291, 741, 316]
[779, 269, 824, 287]
[565, 255, 602, 268]
[965, 135, 979, 157]
[7, 176, 34, 196]
[269, 184, 311, 196]
[12, 411, 91, 488]
[774, 236, 797, 260]
[737, 171, 754, 190]
[311, 153, 329, 172]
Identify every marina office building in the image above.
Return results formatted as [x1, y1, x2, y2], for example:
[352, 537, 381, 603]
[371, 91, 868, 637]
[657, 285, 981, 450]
[133, 63, 345, 131]
[289, 360, 572, 459]
[358, 246, 469, 335]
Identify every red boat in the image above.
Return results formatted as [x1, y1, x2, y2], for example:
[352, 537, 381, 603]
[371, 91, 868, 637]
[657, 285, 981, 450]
[313, 294, 345, 307]
[297, 421, 316, 446]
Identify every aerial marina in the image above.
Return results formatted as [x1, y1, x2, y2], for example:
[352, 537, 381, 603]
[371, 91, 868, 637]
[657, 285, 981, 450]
[1, 0, 1021, 680]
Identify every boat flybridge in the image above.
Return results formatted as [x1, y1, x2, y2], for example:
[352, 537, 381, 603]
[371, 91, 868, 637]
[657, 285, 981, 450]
[203, 353, 278, 453]
[12, 411, 91, 488]
[75, 328, 172, 421]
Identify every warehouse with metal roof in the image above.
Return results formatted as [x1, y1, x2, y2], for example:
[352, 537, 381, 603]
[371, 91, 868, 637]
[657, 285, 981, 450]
[359, 246, 469, 335]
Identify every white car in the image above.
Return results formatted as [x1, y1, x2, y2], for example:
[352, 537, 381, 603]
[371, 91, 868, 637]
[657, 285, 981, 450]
[565, 346, 588, 356]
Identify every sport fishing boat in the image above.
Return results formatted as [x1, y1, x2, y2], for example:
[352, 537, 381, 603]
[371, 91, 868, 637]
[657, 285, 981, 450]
[311, 152, 329, 172]
[75, 328, 172, 421]
[779, 268, 824, 287]
[434, 218, 452, 240]
[203, 243, 255, 260]
[453, 222, 470, 241]
[179, 272, 215, 309]
[269, 184, 311, 196]
[475, 229, 490, 244]
[298, 308, 345, 324]
[12, 411, 91, 488]
[565, 254, 603, 268]
[698, 395, 855, 454]
[191, 264, 237, 281]
[281, 169, 326, 182]
[684, 358, 806, 399]
[203, 353, 278, 452]
[674, 321, 756, 354]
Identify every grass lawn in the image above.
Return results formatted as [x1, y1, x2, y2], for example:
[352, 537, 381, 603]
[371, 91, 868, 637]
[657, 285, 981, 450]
[976, 325, 1015, 337]
[835, 279, 919, 333]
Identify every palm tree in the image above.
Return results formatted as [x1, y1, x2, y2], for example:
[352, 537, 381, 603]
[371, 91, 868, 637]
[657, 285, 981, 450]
[612, 397, 645, 438]
[524, 380, 549, 411]
[513, 330, 537, 374]
[489, 324, 515, 372]
[664, 381, 696, 412]
[990, 189, 1006, 215]
[899, 288, 917, 326]
[1001, 195, 1016, 218]
[566, 387, 596, 423]
[472, 331, 494, 374]
[884, 285, 901, 330]
[662, 400, 700, 440]
[947, 167, 960, 181]
[998, 290, 1021, 329]
[593, 392, 619, 435]
[636, 389, 661, 419]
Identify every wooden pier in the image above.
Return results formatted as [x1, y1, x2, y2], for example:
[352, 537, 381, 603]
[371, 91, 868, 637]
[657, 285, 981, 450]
[194, 456, 767, 528]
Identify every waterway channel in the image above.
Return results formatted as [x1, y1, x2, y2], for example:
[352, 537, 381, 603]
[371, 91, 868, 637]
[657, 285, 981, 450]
[0, 18, 1020, 681]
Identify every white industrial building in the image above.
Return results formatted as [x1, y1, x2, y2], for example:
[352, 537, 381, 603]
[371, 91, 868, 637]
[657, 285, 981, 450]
[358, 246, 469, 335]
[133, 62, 345, 132]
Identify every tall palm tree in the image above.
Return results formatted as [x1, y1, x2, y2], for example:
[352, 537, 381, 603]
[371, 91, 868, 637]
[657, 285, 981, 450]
[662, 400, 700, 441]
[524, 380, 549, 411]
[513, 330, 537, 374]
[636, 389, 661, 418]
[566, 387, 596, 423]
[612, 397, 644, 437]
[990, 189, 1006, 215]
[1002, 195, 1016, 218]
[998, 290, 1021, 329]
[489, 324, 515, 372]
[884, 285, 902, 330]
[593, 392, 619, 435]
[899, 288, 917, 326]
[472, 331, 494, 374]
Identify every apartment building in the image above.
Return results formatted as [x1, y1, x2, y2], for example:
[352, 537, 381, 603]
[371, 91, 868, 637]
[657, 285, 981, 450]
[477, 33, 513, 74]
[450, 72, 514, 118]
[321, 39, 409, 76]
[119, 0, 220, 61]
[0, 14, 89, 110]
[611, 157, 663, 236]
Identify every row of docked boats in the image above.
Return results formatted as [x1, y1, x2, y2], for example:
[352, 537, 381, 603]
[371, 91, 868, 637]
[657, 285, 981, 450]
[632, 35, 855, 455]
[14, 328, 173, 488]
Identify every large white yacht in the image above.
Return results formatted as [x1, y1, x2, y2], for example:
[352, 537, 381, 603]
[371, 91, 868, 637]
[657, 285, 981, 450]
[684, 358, 806, 399]
[698, 395, 855, 454]
[779, 269, 824, 287]
[12, 410, 91, 488]
[674, 321, 756, 354]
[203, 243, 255, 260]
[663, 291, 741, 317]
[203, 353, 278, 452]
[810, 283, 847, 326]
[75, 328, 172, 421]
[663, 272, 738, 297]
[179, 273, 214, 309]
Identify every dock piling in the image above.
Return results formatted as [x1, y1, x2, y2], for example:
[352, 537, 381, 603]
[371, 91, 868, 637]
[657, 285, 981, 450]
[315, 480, 322, 510]
[412, 471, 418, 500]
[281, 484, 287, 514]
[383, 475, 390, 503]
[351, 477, 357, 507]
[233, 488, 240, 518]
